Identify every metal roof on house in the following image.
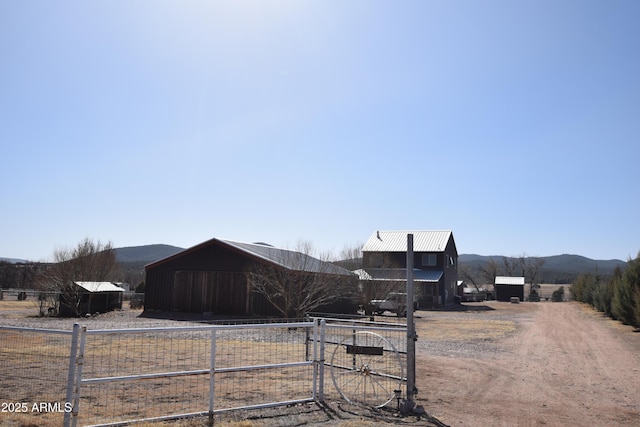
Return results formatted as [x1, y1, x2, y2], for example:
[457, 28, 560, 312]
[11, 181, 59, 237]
[494, 276, 525, 285]
[218, 240, 354, 276]
[354, 268, 443, 283]
[362, 230, 454, 253]
[74, 282, 125, 292]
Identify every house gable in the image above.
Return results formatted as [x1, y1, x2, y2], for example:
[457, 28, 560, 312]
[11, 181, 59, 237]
[359, 230, 458, 308]
[362, 230, 457, 269]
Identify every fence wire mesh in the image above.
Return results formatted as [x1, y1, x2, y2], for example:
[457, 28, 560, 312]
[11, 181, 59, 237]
[0, 328, 73, 426]
[78, 328, 212, 425]
[76, 323, 315, 426]
[309, 317, 408, 405]
[1, 318, 407, 427]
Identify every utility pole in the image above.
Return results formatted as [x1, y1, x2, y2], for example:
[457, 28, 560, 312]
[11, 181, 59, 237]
[405, 233, 417, 412]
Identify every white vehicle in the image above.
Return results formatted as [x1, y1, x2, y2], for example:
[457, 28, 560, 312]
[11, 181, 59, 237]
[368, 292, 418, 316]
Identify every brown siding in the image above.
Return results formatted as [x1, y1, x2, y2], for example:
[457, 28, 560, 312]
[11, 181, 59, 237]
[173, 271, 249, 314]
[144, 240, 356, 316]
[144, 241, 252, 313]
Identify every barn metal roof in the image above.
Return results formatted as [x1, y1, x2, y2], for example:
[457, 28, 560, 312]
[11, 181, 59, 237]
[362, 230, 454, 253]
[145, 237, 354, 276]
[220, 240, 354, 276]
[494, 276, 525, 285]
[354, 268, 443, 283]
[74, 282, 125, 292]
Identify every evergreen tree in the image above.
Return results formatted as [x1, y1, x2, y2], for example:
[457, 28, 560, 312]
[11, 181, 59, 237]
[611, 254, 640, 327]
[593, 267, 618, 316]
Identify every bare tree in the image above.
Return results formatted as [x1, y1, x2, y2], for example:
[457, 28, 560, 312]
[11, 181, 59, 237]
[336, 242, 364, 271]
[524, 256, 545, 286]
[501, 256, 517, 276]
[247, 240, 355, 318]
[478, 257, 500, 284]
[458, 263, 480, 289]
[39, 238, 120, 316]
[516, 254, 545, 298]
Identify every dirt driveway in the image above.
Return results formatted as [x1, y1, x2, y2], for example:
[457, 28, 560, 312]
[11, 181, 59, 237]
[416, 302, 640, 427]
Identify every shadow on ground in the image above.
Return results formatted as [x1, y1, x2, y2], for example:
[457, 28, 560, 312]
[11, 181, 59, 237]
[420, 302, 496, 313]
[213, 400, 450, 427]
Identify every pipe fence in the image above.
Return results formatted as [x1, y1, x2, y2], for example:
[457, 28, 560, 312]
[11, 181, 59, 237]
[0, 326, 77, 426]
[1, 318, 407, 427]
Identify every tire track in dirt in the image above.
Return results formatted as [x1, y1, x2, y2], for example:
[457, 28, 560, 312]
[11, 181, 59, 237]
[417, 302, 640, 427]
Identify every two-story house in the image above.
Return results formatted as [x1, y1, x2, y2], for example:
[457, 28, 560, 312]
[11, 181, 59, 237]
[359, 230, 458, 308]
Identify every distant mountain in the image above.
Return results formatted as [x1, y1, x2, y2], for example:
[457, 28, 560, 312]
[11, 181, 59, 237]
[459, 253, 627, 284]
[114, 244, 184, 264]
[0, 257, 28, 264]
[114, 244, 185, 288]
[3, 245, 628, 286]
[535, 254, 626, 274]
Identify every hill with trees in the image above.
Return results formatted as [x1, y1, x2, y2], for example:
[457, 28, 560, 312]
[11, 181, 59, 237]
[114, 244, 184, 263]
[114, 244, 184, 290]
[459, 254, 627, 285]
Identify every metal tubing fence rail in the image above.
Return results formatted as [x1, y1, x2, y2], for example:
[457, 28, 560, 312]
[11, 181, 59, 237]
[308, 317, 408, 406]
[72, 321, 317, 427]
[0, 325, 79, 427]
[1, 318, 408, 427]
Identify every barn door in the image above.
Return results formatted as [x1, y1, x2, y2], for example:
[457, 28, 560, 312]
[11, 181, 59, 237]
[173, 271, 205, 313]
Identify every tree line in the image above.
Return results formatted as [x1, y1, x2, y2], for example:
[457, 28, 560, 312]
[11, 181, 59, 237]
[458, 255, 546, 289]
[571, 253, 640, 328]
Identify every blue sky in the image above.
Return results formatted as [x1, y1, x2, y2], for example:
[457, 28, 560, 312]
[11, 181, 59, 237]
[1, 0, 639, 262]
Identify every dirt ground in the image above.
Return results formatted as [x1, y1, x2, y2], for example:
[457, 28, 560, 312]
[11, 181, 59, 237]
[1, 300, 639, 426]
[415, 301, 640, 427]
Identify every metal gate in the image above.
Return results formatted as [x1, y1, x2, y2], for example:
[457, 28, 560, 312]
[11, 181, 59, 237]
[2, 317, 408, 427]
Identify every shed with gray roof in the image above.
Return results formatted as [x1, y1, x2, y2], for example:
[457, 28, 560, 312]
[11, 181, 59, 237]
[494, 276, 525, 301]
[59, 281, 125, 316]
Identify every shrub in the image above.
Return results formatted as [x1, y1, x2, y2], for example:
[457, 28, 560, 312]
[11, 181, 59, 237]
[129, 292, 144, 310]
[134, 281, 145, 293]
[611, 255, 640, 327]
[551, 286, 565, 302]
[528, 288, 540, 302]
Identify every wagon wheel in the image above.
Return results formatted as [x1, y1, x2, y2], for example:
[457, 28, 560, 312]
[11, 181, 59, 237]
[329, 331, 404, 408]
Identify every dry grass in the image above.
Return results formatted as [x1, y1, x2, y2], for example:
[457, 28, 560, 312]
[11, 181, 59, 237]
[0, 300, 40, 318]
[0, 300, 35, 310]
[0, 322, 313, 426]
[417, 317, 516, 341]
[1, 301, 428, 427]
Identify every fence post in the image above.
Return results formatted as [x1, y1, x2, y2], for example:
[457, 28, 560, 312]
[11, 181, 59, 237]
[405, 234, 417, 413]
[318, 319, 326, 401]
[311, 319, 317, 401]
[305, 315, 311, 362]
[70, 326, 87, 427]
[209, 328, 216, 423]
[64, 323, 81, 427]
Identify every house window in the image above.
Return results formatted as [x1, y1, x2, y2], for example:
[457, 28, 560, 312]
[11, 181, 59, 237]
[422, 254, 437, 267]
